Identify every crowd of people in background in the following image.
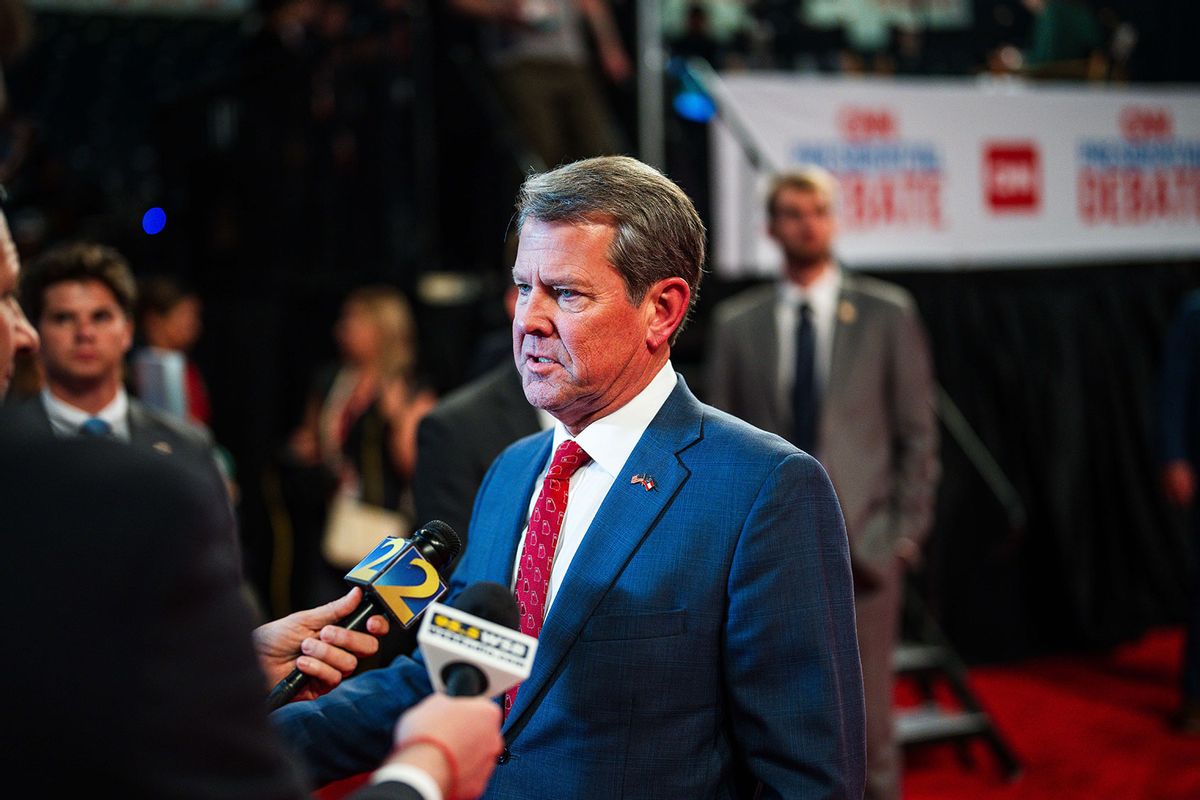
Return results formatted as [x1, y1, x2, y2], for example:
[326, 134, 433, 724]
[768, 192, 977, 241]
[0, 0, 1197, 797]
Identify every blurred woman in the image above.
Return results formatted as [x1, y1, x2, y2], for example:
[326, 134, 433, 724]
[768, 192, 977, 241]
[290, 285, 436, 568]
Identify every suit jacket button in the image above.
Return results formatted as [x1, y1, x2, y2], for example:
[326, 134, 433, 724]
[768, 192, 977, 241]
[497, 747, 510, 765]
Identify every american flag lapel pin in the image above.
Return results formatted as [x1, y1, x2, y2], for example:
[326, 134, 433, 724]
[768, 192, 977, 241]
[631, 474, 656, 491]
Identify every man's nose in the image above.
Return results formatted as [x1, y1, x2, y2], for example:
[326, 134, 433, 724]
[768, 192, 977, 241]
[515, 290, 554, 337]
[14, 308, 38, 354]
[75, 318, 97, 339]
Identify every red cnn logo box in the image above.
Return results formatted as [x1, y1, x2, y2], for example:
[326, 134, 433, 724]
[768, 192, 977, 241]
[984, 143, 1041, 213]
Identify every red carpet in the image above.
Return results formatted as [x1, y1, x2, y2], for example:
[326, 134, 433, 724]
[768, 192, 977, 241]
[318, 628, 1200, 799]
[903, 627, 1200, 799]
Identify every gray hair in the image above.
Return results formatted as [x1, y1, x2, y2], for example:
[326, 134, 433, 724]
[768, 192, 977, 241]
[515, 156, 706, 344]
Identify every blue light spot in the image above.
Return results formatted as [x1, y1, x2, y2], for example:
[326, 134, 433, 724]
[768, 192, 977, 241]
[673, 91, 716, 124]
[142, 207, 166, 235]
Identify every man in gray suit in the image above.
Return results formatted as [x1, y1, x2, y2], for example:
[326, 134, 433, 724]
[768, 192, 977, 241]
[707, 166, 940, 800]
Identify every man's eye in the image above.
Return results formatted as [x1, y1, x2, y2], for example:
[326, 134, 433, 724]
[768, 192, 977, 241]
[556, 288, 577, 299]
[515, 283, 531, 296]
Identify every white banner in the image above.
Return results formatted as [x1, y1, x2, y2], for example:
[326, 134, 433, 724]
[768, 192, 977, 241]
[712, 75, 1200, 274]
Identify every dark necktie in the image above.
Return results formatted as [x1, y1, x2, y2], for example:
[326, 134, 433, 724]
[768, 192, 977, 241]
[504, 439, 592, 717]
[792, 302, 818, 453]
[79, 417, 113, 437]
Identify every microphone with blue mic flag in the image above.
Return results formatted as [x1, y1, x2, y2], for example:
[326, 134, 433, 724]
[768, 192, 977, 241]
[266, 520, 462, 711]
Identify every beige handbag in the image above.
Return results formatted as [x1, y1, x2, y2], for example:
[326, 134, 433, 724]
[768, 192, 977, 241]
[321, 492, 409, 569]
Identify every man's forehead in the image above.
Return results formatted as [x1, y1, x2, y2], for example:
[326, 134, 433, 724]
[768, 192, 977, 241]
[513, 221, 616, 275]
[777, 186, 830, 209]
[44, 278, 122, 306]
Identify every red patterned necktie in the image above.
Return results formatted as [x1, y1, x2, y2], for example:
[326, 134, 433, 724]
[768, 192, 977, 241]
[504, 439, 591, 717]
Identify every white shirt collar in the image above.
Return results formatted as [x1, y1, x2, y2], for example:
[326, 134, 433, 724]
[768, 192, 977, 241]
[779, 262, 842, 317]
[548, 359, 677, 479]
[41, 387, 130, 440]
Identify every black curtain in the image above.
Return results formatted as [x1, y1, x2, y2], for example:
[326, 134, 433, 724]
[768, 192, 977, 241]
[889, 262, 1196, 661]
[691, 261, 1199, 662]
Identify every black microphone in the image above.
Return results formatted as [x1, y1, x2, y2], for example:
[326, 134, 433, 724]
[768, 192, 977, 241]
[266, 520, 462, 711]
[418, 582, 535, 698]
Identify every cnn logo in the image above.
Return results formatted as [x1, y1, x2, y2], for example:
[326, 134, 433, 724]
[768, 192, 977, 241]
[984, 143, 1041, 214]
[837, 108, 897, 142]
[1120, 107, 1173, 141]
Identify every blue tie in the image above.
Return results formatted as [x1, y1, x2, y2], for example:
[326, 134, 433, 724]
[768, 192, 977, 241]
[792, 302, 817, 454]
[79, 417, 113, 437]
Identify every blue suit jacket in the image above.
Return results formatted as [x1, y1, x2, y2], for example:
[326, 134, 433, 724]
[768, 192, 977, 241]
[275, 377, 865, 798]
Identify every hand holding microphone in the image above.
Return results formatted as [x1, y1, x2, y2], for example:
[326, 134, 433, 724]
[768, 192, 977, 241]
[266, 520, 462, 711]
[254, 586, 392, 702]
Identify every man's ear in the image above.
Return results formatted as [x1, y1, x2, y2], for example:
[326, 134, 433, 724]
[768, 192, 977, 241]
[644, 277, 690, 351]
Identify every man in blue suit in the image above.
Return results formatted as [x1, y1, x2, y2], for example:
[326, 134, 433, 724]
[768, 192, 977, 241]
[275, 156, 865, 798]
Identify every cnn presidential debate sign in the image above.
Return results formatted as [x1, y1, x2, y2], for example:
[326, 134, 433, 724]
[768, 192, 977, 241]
[712, 76, 1200, 274]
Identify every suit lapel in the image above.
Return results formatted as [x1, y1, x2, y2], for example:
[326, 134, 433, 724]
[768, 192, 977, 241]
[824, 276, 864, 422]
[475, 432, 553, 589]
[503, 379, 702, 732]
[753, 290, 784, 426]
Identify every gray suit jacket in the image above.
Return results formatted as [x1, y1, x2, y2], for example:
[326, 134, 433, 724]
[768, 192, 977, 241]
[707, 272, 940, 586]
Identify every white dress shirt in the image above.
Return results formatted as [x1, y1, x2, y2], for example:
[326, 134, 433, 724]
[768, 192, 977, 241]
[511, 360, 678, 617]
[41, 387, 131, 441]
[775, 265, 842, 416]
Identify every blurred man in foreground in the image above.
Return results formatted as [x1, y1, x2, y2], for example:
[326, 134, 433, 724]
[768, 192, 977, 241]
[0, 212, 503, 799]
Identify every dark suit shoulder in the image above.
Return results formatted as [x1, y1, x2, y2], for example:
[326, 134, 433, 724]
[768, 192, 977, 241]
[425, 362, 525, 425]
[841, 271, 917, 313]
[129, 398, 214, 450]
[711, 283, 777, 328]
[0, 394, 53, 432]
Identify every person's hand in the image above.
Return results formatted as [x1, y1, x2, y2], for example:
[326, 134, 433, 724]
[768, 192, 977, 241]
[386, 694, 504, 799]
[1162, 460, 1196, 507]
[253, 587, 390, 702]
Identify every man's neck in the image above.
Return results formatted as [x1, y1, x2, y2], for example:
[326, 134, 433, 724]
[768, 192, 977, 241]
[46, 378, 121, 416]
[558, 352, 671, 437]
[784, 258, 834, 289]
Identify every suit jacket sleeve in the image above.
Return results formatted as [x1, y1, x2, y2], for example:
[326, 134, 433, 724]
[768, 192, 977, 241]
[725, 451, 865, 799]
[1159, 292, 1200, 464]
[881, 298, 940, 554]
[272, 654, 436, 787]
[347, 780, 427, 800]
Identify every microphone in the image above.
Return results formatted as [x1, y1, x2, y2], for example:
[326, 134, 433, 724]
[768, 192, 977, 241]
[266, 520, 462, 711]
[418, 582, 537, 698]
